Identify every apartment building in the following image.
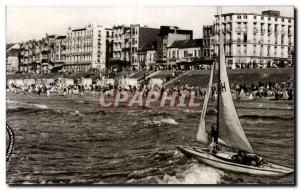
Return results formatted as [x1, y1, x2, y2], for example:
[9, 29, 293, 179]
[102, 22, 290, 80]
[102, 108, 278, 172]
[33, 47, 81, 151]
[137, 43, 157, 69]
[157, 26, 193, 62]
[203, 25, 215, 59]
[112, 25, 131, 63]
[167, 39, 203, 63]
[18, 34, 66, 74]
[213, 10, 294, 69]
[6, 43, 21, 73]
[105, 28, 114, 69]
[65, 23, 108, 72]
[130, 24, 160, 69]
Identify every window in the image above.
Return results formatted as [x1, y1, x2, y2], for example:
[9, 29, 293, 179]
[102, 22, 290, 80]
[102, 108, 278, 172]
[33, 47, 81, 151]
[268, 17, 271, 21]
[243, 15, 247, 19]
[237, 44, 241, 55]
[184, 51, 188, 57]
[275, 17, 278, 21]
[243, 34, 247, 43]
[237, 15, 241, 19]
[254, 15, 257, 19]
[282, 18, 285, 22]
[288, 19, 291, 23]
[261, 16, 264, 20]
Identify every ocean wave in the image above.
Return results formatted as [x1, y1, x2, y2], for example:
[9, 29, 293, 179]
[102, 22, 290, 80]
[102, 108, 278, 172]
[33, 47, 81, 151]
[240, 115, 294, 121]
[33, 104, 48, 109]
[161, 118, 178, 125]
[158, 163, 224, 184]
[7, 100, 48, 110]
[70, 110, 85, 116]
[145, 117, 178, 126]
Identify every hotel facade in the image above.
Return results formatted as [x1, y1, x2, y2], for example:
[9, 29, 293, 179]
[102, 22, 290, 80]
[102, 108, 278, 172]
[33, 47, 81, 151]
[213, 10, 294, 69]
[65, 24, 109, 72]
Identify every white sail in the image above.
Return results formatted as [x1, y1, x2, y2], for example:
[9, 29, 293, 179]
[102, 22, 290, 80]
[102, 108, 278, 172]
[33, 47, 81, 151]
[218, 27, 254, 153]
[196, 63, 215, 144]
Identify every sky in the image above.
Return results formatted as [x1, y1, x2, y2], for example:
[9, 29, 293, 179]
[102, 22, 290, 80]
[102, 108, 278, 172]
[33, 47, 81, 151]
[6, 6, 294, 43]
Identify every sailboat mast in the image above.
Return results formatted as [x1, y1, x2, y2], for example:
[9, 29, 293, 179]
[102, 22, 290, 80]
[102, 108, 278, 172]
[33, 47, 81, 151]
[216, 6, 222, 142]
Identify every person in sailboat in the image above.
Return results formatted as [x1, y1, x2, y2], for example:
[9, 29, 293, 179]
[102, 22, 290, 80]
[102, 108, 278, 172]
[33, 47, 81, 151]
[207, 125, 218, 154]
[231, 150, 264, 166]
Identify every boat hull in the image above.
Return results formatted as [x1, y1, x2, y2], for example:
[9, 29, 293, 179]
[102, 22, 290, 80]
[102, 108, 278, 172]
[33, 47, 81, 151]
[177, 145, 293, 177]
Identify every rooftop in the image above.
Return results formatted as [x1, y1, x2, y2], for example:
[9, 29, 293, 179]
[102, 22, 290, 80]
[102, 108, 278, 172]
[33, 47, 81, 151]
[215, 10, 294, 19]
[169, 39, 203, 49]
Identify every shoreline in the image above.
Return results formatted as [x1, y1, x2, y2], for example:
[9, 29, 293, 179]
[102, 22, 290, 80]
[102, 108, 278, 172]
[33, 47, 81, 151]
[6, 92, 294, 111]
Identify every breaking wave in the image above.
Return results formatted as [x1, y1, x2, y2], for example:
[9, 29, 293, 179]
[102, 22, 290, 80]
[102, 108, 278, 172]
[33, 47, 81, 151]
[158, 163, 224, 184]
[160, 118, 178, 125]
[7, 100, 48, 109]
[145, 117, 178, 126]
[33, 104, 48, 109]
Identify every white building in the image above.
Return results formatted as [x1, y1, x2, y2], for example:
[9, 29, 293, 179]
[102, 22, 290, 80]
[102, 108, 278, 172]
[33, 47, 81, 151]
[167, 39, 203, 63]
[65, 23, 108, 72]
[213, 10, 294, 69]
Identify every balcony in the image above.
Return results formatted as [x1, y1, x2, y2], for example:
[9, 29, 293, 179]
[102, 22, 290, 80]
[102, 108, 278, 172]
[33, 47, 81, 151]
[225, 39, 232, 44]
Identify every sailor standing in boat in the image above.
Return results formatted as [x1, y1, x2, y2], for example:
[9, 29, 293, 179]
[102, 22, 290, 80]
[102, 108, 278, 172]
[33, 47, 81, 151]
[208, 125, 218, 154]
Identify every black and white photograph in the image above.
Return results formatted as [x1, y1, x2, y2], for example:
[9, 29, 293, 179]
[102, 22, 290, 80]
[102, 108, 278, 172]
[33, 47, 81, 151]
[5, 5, 295, 185]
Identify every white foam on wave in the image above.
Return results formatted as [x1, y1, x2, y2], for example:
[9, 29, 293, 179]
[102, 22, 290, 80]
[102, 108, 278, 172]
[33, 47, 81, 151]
[6, 99, 20, 104]
[70, 110, 85, 116]
[145, 117, 178, 126]
[160, 118, 178, 125]
[33, 104, 48, 109]
[158, 163, 224, 184]
[7, 99, 48, 109]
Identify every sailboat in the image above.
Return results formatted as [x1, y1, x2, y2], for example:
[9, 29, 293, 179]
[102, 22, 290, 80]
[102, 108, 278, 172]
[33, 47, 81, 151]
[177, 10, 293, 177]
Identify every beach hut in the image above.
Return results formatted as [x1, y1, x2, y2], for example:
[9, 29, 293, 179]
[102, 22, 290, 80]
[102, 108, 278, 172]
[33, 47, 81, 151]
[105, 78, 115, 86]
[118, 78, 138, 88]
[14, 79, 24, 86]
[79, 78, 93, 86]
[149, 78, 163, 87]
[23, 79, 36, 86]
[57, 78, 74, 87]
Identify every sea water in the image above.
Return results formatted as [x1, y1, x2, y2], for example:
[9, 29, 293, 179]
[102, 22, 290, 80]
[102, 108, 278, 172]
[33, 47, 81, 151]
[6, 94, 294, 184]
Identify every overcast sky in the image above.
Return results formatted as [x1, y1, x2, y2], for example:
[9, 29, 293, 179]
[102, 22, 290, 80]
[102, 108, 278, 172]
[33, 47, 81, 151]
[6, 6, 294, 43]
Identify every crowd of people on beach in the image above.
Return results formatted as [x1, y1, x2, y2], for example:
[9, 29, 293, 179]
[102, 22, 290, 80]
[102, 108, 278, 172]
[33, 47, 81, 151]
[7, 75, 294, 102]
